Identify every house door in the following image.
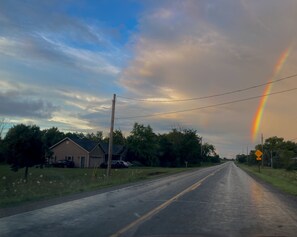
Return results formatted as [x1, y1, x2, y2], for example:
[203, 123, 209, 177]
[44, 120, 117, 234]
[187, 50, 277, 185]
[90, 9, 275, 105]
[80, 157, 85, 168]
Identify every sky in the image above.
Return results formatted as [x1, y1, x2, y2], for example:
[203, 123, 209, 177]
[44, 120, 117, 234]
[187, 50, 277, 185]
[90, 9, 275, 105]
[1, 0, 297, 158]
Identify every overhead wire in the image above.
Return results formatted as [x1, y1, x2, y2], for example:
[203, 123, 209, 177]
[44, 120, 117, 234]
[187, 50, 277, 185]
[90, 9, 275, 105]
[117, 73, 297, 103]
[116, 87, 297, 120]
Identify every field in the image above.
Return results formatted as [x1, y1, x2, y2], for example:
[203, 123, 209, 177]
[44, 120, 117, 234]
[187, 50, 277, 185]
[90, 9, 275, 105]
[0, 165, 191, 207]
[238, 164, 297, 195]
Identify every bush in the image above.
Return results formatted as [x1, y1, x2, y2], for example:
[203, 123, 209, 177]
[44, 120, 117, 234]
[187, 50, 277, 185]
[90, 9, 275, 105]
[285, 162, 297, 171]
[210, 156, 220, 163]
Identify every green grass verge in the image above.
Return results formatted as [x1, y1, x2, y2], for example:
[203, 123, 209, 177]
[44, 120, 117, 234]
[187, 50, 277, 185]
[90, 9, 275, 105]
[238, 163, 297, 196]
[0, 165, 194, 207]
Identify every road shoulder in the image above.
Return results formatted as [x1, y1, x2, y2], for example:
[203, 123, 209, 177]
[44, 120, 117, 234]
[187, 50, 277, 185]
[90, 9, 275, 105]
[0, 167, 203, 218]
[237, 164, 297, 210]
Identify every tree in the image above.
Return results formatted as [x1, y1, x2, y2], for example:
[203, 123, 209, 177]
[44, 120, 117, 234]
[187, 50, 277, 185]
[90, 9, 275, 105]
[86, 131, 103, 142]
[0, 118, 7, 140]
[202, 143, 216, 161]
[4, 124, 44, 180]
[247, 150, 257, 165]
[0, 119, 7, 163]
[159, 129, 202, 167]
[42, 127, 65, 162]
[65, 132, 85, 140]
[127, 123, 159, 166]
[252, 136, 297, 168]
[103, 129, 126, 145]
[158, 133, 176, 167]
[236, 154, 247, 163]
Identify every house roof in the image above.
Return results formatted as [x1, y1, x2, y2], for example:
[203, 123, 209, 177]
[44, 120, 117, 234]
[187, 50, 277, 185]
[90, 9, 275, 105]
[50, 137, 125, 155]
[50, 137, 98, 153]
[70, 137, 98, 152]
[99, 142, 125, 155]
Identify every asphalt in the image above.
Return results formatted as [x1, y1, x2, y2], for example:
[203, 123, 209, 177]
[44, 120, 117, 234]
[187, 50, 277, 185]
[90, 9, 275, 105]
[0, 162, 296, 237]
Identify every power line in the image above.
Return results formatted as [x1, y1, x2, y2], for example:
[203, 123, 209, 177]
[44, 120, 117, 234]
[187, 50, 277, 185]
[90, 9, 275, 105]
[117, 87, 297, 119]
[117, 73, 297, 103]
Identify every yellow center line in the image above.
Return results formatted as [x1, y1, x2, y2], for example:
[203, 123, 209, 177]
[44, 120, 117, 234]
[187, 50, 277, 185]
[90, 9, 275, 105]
[110, 166, 225, 237]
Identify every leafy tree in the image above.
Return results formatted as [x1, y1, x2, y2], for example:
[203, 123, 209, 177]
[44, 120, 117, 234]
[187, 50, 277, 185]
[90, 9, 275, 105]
[0, 118, 7, 140]
[236, 154, 247, 163]
[252, 136, 297, 168]
[103, 129, 126, 145]
[158, 134, 176, 167]
[127, 123, 159, 166]
[4, 124, 44, 180]
[202, 143, 216, 162]
[177, 129, 201, 165]
[279, 150, 295, 170]
[247, 150, 257, 165]
[42, 127, 65, 162]
[210, 155, 220, 163]
[65, 132, 85, 140]
[86, 131, 103, 142]
[158, 129, 202, 167]
[0, 119, 7, 163]
[0, 139, 6, 163]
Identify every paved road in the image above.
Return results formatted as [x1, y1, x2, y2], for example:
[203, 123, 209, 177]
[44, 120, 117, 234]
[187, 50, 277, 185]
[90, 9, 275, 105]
[0, 162, 297, 237]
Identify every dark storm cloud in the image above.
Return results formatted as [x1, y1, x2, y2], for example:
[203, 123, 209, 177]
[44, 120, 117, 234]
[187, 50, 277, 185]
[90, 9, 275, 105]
[0, 91, 58, 119]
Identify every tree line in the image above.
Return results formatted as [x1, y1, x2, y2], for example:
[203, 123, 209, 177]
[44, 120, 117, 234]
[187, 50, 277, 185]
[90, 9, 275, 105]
[0, 122, 219, 178]
[236, 136, 297, 170]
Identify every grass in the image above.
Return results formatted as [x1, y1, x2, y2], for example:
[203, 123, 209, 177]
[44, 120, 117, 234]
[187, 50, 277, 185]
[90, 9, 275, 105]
[0, 165, 192, 207]
[238, 163, 297, 196]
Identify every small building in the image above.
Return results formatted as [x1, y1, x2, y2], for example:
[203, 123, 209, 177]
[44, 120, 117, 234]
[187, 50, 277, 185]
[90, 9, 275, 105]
[50, 137, 126, 168]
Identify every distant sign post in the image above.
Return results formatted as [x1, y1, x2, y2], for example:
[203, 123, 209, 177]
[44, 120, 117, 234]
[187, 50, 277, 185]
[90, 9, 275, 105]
[255, 149, 262, 172]
[255, 150, 263, 158]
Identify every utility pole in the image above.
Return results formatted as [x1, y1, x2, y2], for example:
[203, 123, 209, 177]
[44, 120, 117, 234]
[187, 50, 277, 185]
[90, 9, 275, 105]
[200, 137, 203, 158]
[270, 150, 273, 168]
[261, 133, 264, 168]
[246, 145, 249, 164]
[107, 94, 116, 177]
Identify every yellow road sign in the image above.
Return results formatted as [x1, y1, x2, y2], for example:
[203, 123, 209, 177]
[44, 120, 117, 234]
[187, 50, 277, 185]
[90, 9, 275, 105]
[256, 157, 262, 161]
[255, 149, 263, 157]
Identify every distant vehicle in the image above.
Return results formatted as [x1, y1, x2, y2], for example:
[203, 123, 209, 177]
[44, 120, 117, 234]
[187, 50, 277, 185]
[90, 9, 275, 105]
[125, 161, 133, 167]
[100, 160, 129, 169]
[53, 160, 75, 168]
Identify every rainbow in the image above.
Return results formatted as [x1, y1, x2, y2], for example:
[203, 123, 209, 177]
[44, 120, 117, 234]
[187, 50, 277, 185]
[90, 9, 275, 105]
[251, 46, 292, 142]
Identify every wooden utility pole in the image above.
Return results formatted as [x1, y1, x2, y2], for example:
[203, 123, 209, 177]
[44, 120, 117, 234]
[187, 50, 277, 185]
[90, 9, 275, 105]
[200, 137, 203, 158]
[246, 145, 249, 164]
[107, 94, 116, 177]
[261, 133, 264, 168]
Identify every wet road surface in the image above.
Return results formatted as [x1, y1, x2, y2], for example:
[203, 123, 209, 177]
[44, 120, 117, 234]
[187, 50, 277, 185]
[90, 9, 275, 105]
[0, 162, 296, 236]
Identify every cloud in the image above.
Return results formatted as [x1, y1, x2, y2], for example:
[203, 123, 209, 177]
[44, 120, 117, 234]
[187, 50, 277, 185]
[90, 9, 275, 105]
[0, 1, 123, 76]
[1, 0, 296, 158]
[0, 1, 107, 46]
[0, 91, 58, 119]
[120, 0, 297, 97]
[117, 0, 297, 157]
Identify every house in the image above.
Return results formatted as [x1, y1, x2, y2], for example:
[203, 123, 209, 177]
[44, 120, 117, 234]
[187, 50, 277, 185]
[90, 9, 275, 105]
[99, 142, 127, 162]
[50, 137, 126, 168]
